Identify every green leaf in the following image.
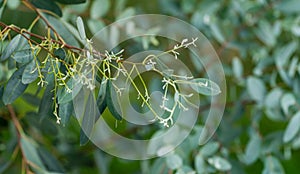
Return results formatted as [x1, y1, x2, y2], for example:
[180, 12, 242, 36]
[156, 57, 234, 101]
[166, 153, 183, 170]
[210, 23, 225, 43]
[283, 111, 300, 143]
[106, 80, 122, 120]
[57, 77, 82, 104]
[232, 57, 243, 80]
[116, 7, 135, 20]
[29, 0, 62, 17]
[281, 93, 296, 116]
[76, 16, 86, 40]
[244, 134, 261, 165]
[38, 74, 55, 121]
[255, 20, 276, 47]
[12, 49, 34, 64]
[22, 60, 39, 84]
[264, 88, 284, 121]
[77, 88, 97, 145]
[275, 42, 297, 67]
[80, 127, 89, 146]
[3, 66, 28, 105]
[200, 141, 219, 158]
[7, 0, 20, 9]
[37, 147, 65, 172]
[88, 19, 105, 34]
[207, 156, 232, 172]
[59, 101, 73, 126]
[22, 93, 40, 106]
[20, 135, 45, 169]
[195, 154, 207, 173]
[275, 0, 300, 14]
[189, 78, 221, 96]
[54, 48, 66, 60]
[43, 14, 80, 47]
[247, 76, 266, 104]
[262, 156, 284, 174]
[90, 0, 110, 19]
[96, 80, 107, 122]
[275, 42, 297, 86]
[53, 0, 86, 4]
[1, 34, 27, 62]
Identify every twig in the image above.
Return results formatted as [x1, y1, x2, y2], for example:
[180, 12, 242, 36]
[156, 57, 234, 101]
[7, 105, 31, 173]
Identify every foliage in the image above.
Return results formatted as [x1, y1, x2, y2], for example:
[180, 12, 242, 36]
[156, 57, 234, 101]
[0, 0, 300, 174]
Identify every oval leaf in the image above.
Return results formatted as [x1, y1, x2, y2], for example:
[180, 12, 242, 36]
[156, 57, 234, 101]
[1, 34, 27, 62]
[207, 156, 232, 172]
[280, 93, 296, 116]
[166, 153, 183, 170]
[59, 101, 73, 126]
[12, 49, 34, 64]
[283, 111, 300, 143]
[29, 0, 62, 17]
[54, 48, 66, 60]
[189, 78, 221, 96]
[3, 66, 28, 105]
[247, 76, 266, 103]
[95, 79, 107, 122]
[106, 80, 122, 120]
[90, 0, 110, 19]
[20, 135, 45, 169]
[244, 134, 261, 165]
[22, 59, 39, 84]
[57, 77, 82, 104]
[76, 16, 86, 40]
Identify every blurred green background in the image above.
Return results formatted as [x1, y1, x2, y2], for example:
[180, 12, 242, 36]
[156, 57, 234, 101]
[1, 0, 300, 173]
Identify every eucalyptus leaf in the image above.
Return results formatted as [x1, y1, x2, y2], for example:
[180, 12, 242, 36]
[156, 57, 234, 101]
[195, 154, 207, 174]
[77, 88, 98, 145]
[1, 34, 27, 62]
[200, 141, 219, 158]
[207, 156, 232, 172]
[96, 80, 107, 122]
[59, 101, 73, 126]
[37, 147, 65, 172]
[210, 23, 225, 43]
[90, 0, 110, 19]
[283, 111, 300, 143]
[232, 57, 243, 80]
[76, 17, 86, 40]
[2, 66, 28, 105]
[12, 49, 33, 64]
[262, 156, 284, 174]
[20, 135, 45, 169]
[255, 20, 276, 47]
[39, 74, 55, 121]
[189, 78, 221, 96]
[244, 134, 261, 165]
[275, 0, 300, 14]
[106, 80, 122, 120]
[280, 93, 296, 116]
[247, 76, 266, 104]
[166, 153, 183, 170]
[57, 77, 82, 104]
[29, 0, 62, 17]
[43, 14, 80, 47]
[22, 93, 40, 106]
[54, 48, 66, 60]
[22, 59, 39, 84]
